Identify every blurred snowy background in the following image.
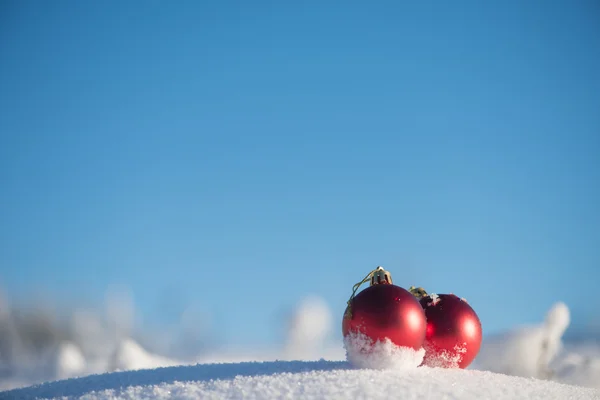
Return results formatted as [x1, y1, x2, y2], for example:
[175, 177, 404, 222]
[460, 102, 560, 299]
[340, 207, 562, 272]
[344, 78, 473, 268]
[0, 286, 598, 391]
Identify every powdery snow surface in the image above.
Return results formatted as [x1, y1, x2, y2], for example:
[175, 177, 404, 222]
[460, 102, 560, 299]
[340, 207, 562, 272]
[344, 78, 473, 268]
[2, 360, 598, 400]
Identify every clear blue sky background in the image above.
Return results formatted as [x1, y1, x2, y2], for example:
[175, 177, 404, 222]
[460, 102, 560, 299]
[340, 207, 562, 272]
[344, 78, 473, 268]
[1, 1, 599, 347]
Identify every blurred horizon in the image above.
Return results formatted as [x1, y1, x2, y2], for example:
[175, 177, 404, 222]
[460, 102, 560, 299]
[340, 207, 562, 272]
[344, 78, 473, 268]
[1, 280, 598, 357]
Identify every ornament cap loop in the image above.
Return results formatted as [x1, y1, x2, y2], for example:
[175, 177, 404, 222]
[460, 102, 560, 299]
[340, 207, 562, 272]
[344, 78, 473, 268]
[370, 266, 392, 286]
[408, 286, 429, 299]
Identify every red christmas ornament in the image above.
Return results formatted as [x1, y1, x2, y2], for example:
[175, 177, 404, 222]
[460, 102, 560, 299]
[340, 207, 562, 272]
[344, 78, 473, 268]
[342, 267, 427, 351]
[411, 289, 482, 369]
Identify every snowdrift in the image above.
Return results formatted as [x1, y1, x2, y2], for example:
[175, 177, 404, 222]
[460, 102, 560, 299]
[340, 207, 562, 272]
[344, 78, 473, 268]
[2, 359, 598, 400]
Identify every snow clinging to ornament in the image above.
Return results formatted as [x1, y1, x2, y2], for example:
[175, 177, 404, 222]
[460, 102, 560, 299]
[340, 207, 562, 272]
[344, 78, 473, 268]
[342, 266, 482, 369]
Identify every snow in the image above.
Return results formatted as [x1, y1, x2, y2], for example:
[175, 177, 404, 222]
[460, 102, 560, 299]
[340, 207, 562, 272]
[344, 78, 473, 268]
[2, 359, 598, 400]
[110, 339, 183, 372]
[343, 331, 425, 370]
[427, 293, 441, 306]
[423, 342, 467, 369]
[52, 342, 86, 380]
[284, 296, 334, 360]
[1, 299, 599, 399]
[474, 302, 572, 380]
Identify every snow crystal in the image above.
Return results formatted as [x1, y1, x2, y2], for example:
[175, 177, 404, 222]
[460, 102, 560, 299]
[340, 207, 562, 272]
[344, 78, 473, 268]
[428, 293, 441, 306]
[343, 331, 425, 370]
[423, 342, 467, 369]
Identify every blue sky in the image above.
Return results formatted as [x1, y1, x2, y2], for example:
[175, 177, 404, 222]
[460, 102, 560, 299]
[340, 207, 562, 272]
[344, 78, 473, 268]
[1, 1, 599, 347]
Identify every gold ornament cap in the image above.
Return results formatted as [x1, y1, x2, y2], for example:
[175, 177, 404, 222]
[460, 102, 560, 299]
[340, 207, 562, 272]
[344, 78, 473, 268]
[370, 266, 392, 285]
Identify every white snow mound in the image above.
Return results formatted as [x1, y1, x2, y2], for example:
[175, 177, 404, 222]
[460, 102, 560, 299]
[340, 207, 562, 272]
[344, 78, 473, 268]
[1, 359, 598, 400]
[111, 338, 182, 372]
[53, 341, 87, 380]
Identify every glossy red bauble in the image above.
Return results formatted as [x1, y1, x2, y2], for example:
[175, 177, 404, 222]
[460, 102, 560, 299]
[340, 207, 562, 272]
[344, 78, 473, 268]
[419, 294, 482, 368]
[343, 284, 427, 350]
